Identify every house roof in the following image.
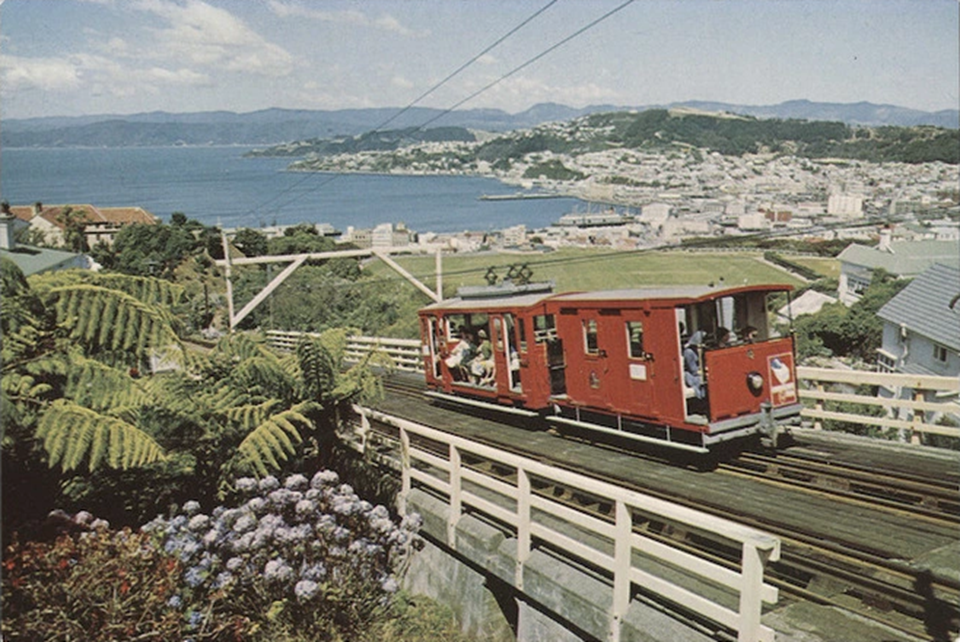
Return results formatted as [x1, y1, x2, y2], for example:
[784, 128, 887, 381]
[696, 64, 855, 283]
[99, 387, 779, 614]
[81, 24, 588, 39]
[777, 289, 837, 319]
[877, 263, 960, 352]
[9, 203, 158, 230]
[837, 240, 960, 277]
[0, 245, 88, 276]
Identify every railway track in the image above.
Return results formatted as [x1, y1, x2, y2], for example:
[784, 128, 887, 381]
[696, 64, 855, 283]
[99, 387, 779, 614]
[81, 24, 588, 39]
[721, 451, 960, 524]
[362, 378, 959, 640]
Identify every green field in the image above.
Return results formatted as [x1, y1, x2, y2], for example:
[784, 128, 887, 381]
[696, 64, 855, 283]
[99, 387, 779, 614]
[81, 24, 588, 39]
[367, 248, 804, 298]
[785, 255, 841, 279]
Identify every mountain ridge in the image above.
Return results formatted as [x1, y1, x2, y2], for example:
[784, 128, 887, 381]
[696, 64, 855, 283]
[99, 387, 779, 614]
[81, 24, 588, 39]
[3, 100, 956, 148]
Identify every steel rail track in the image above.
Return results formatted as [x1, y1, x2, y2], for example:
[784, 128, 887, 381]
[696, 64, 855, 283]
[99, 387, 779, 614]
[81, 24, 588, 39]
[719, 452, 960, 524]
[366, 380, 959, 639]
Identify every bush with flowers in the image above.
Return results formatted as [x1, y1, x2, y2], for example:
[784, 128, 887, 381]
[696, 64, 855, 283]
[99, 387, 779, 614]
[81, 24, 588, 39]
[3, 470, 422, 642]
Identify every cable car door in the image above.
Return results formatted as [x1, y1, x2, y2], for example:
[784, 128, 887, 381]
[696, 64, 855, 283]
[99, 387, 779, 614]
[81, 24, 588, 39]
[623, 315, 656, 417]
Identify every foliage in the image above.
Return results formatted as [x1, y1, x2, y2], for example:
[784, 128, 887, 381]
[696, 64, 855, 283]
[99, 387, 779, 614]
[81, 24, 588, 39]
[522, 159, 586, 181]
[1, 260, 383, 536]
[138, 471, 421, 641]
[233, 228, 269, 257]
[91, 216, 223, 278]
[3, 473, 424, 642]
[233, 263, 403, 335]
[2, 521, 194, 641]
[54, 207, 89, 252]
[791, 269, 911, 361]
[585, 110, 959, 163]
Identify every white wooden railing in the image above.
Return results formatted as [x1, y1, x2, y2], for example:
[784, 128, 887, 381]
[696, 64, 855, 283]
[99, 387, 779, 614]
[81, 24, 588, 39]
[353, 406, 781, 642]
[798, 367, 960, 444]
[265, 330, 423, 372]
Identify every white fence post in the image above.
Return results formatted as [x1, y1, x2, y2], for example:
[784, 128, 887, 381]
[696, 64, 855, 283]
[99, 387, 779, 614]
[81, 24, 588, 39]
[516, 467, 531, 590]
[610, 500, 632, 642]
[448, 444, 462, 548]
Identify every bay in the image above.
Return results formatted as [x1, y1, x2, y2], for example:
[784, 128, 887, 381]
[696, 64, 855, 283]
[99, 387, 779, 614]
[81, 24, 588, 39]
[0, 146, 580, 233]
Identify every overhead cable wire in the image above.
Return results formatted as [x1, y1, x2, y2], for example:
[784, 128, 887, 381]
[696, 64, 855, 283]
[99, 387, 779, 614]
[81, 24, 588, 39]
[238, 0, 560, 224]
[415, 0, 636, 130]
[259, 0, 636, 218]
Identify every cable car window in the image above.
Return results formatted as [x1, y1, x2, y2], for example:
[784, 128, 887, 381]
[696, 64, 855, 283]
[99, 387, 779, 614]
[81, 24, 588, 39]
[626, 321, 644, 358]
[518, 317, 528, 352]
[534, 314, 557, 342]
[584, 319, 599, 354]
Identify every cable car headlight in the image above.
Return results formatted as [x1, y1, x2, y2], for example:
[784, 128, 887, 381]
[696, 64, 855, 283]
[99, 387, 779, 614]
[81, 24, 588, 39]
[747, 372, 764, 395]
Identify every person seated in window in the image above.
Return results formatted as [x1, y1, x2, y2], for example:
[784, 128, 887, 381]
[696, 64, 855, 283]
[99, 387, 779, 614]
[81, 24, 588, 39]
[469, 329, 495, 385]
[683, 331, 706, 400]
[740, 325, 758, 343]
[445, 328, 475, 381]
[717, 327, 732, 348]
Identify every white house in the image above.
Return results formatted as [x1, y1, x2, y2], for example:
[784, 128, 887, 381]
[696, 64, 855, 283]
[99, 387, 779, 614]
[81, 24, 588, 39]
[876, 263, 960, 379]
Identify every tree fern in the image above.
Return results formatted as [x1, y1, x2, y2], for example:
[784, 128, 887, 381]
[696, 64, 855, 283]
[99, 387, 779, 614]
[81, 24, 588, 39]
[235, 402, 320, 476]
[64, 356, 153, 413]
[43, 284, 182, 360]
[36, 399, 166, 471]
[296, 337, 339, 402]
[222, 399, 285, 431]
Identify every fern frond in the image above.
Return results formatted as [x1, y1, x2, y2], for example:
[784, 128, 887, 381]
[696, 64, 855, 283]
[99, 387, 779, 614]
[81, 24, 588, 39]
[44, 284, 182, 360]
[296, 337, 339, 402]
[223, 399, 284, 431]
[65, 356, 153, 412]
[236, 408, 313, 476]
[36, 399, 166, 471]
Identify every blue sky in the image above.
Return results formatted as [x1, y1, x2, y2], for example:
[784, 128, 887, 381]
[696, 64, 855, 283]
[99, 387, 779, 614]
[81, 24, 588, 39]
[1, 0, 957, 120]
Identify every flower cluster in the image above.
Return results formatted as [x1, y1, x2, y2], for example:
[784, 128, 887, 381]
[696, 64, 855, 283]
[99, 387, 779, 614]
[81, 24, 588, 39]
[141, 470, 421, 638]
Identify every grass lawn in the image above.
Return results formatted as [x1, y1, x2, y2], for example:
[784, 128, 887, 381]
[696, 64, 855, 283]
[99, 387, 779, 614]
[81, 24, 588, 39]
[784, 255, 841, 279]
[366, 248, 805, 298]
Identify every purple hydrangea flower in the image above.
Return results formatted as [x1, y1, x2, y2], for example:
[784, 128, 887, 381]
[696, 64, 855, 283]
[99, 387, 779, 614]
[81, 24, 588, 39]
[310, 470, 339, 489]
[284, 474, 308, 490]
[294, 579, 319, 601]
[264, 559, 294, 582]
[258, 475, 280, 492]
[188, 514, 210, 531]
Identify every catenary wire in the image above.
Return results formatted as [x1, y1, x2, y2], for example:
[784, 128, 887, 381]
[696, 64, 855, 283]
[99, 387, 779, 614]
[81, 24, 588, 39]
[239, 0, 636, 225]
[237, 0, 560, 223]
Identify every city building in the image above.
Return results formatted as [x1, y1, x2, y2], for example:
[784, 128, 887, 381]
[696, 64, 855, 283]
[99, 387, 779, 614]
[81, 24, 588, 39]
[6, 202, 158, 248]
[836, 236, 960, 305]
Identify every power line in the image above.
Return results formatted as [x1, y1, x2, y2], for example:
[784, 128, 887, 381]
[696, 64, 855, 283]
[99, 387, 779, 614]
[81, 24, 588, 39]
[417, 0, 636, 130]
[237, 0, 560, 225]
[238, 0, 637, 226]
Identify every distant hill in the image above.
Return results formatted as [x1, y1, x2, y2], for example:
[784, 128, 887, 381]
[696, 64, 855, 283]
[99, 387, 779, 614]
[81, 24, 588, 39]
[2, 100, 956, 148]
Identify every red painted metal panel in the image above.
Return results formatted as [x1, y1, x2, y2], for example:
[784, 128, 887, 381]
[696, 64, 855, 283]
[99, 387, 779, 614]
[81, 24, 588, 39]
[703, 338, 797, 421]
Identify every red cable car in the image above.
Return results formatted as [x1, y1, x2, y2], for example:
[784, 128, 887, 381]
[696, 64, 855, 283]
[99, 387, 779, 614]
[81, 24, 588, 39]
[418, 282, 801, 453]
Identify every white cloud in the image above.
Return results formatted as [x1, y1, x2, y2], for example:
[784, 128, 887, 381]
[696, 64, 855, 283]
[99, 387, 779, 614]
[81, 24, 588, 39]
[0, 55, 82, 92]
[267, 0, 427, 37]
[137, 0, 295, 75]
[391, 75, 415, 89]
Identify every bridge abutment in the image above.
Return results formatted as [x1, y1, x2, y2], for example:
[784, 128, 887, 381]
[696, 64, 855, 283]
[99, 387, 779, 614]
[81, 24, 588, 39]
[403, 488, 717, 642]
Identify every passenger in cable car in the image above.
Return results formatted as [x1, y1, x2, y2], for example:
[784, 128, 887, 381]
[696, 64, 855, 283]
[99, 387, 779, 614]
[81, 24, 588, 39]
[470, 329, 495, 385]
[683, 330, 706, 399]
[717, 327, 732, 348]
[446, 327, 475, 381]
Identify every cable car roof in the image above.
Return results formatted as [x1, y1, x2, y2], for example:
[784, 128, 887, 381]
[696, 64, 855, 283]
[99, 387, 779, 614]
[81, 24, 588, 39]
[422, 282, 792, 312]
